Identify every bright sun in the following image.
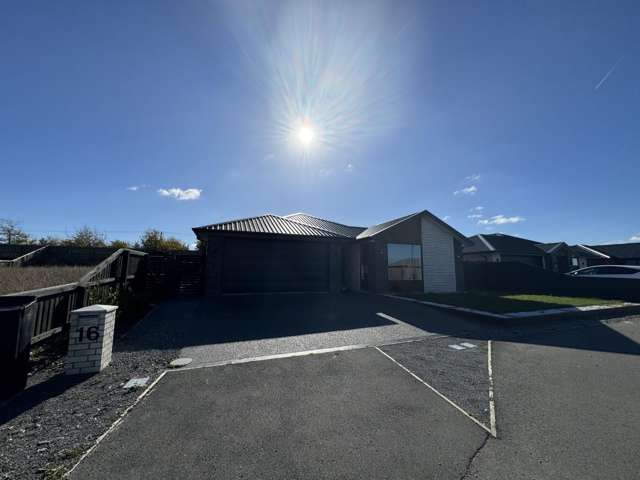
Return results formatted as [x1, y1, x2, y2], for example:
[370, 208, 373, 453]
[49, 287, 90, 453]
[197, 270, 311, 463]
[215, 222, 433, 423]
[296, 124, 315, 148]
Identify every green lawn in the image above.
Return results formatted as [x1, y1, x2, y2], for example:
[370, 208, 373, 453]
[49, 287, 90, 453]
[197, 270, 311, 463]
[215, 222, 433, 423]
[403, 292, 623, 314]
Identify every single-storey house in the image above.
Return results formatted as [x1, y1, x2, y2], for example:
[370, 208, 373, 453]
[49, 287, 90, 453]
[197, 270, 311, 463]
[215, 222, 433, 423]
[463, 233, 573, 273]
[568, 245, 611, 269]
[571, 242, 640, 268]
[193, 211, 468, 296]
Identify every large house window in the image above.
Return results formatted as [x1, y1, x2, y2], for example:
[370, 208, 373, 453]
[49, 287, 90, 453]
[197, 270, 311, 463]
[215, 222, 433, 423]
[387, 244, 422, 281]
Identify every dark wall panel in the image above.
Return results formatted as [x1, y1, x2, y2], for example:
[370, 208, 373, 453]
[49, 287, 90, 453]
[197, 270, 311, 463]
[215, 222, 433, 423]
[222, 238, 330, 293]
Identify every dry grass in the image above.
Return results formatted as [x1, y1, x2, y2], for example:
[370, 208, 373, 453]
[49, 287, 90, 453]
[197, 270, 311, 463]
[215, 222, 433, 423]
[0, 266, 93, 295]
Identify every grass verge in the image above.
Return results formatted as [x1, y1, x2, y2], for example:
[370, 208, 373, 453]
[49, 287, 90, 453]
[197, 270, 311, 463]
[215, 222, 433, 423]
[403, 292, 624, 314]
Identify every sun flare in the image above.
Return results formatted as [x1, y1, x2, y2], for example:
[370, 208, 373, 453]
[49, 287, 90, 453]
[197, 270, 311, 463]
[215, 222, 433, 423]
[296, 124, 315, 148]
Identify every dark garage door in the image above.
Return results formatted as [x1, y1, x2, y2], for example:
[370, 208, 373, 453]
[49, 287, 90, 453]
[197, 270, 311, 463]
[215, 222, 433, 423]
[222, 238, 330, 293]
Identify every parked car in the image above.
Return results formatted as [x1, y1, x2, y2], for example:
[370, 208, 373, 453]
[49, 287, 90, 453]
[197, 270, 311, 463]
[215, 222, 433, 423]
[567, 265, 640, 279]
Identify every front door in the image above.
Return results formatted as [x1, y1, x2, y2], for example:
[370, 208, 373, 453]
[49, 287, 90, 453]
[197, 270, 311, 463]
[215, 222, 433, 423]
[360, 243, 372, 291]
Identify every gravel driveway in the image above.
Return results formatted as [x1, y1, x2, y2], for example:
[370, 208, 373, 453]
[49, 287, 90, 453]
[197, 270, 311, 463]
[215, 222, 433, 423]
[0, 309, 178, 479]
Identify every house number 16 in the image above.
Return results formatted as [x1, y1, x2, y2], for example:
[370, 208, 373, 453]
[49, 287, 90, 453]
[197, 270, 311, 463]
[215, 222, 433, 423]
[77, 326, 100, 342]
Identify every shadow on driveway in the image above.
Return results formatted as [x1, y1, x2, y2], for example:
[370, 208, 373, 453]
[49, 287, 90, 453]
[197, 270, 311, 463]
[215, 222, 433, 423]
[120, 293, 640, 358]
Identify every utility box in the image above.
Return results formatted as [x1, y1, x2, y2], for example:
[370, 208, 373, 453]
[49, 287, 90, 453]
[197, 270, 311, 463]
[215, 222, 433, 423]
[66, 305, 117, 375]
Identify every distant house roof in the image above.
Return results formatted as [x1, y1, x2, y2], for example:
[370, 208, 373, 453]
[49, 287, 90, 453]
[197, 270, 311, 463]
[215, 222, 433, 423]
[193, 214, 346, 238]
[464, 234, 545, 256]
[586, 242, 640, 260]
[283, 213, 365, 238]
[570, 244, 611, 259]
[534, 242, 567, 254]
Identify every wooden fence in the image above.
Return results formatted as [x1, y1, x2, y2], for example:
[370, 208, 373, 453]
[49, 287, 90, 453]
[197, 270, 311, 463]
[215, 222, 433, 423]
[0, 246, 49, 268]
[5, 249, 147, 343]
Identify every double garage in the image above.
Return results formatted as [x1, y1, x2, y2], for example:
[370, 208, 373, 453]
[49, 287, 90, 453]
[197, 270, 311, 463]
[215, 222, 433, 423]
[221, 238, 332, 294]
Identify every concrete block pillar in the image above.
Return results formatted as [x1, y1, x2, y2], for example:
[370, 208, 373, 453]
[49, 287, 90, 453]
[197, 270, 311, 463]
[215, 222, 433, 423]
[66, 304, 117, 375]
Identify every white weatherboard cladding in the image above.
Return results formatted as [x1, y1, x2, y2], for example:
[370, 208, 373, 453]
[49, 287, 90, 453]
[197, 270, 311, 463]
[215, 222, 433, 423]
[421, 217, 457, 292]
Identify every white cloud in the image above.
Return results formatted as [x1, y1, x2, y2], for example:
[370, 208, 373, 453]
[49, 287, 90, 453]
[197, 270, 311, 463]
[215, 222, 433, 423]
[442, 215, 451, 221]
[470, 206, 484, 212]
[465, 173, 481, 182]
[157, 188, 202, 201]
[345, 163, 355, 173]
[127, 184, 147, 191]
[630, 234, 640, 242]
[454, 185, 477, 196]
[478, 214, 525, 225]
[468, 214, 483, 219]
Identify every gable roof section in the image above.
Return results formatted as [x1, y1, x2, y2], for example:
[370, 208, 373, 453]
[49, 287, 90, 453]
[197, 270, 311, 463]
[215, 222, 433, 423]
[283, 213, 365, 238]
[464, 233, 544, 256]
[464, 234, 496, 254]
[193, 214, 345, 238]
[356, 212, 418, 240]
[356, 210, 468, 243]
[534, 242, 567, 254]
[570, 244, 611, 259]
[586, 242, 640, 260]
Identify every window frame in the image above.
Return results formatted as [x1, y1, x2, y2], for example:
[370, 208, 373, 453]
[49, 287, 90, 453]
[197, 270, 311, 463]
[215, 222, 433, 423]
[387, 243, 423, 281]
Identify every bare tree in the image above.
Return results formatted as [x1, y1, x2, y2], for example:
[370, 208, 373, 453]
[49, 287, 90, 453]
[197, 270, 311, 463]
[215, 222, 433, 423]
[0, 219, 31, 244]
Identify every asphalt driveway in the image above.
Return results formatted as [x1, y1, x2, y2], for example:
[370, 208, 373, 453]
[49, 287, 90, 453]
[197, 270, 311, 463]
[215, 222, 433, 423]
[123, 293, 485, 367]
[67, 295, 640, 480]
[69, 347, 487, 480]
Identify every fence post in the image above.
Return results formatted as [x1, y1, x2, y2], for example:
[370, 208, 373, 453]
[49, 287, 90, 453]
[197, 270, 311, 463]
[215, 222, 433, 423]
[75, 285, 88, 310]
[119, 250, 130, 288]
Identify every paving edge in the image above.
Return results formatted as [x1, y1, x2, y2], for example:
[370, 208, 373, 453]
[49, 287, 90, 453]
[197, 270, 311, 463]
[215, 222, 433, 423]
[64, 370, 169, 478]
[382, 294, 640, 322]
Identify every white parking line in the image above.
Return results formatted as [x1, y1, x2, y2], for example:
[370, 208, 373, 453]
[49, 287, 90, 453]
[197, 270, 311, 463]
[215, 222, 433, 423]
[460, 342, 477, 348]
[487, 340, 497, 437]
[376, 311, 415, 329]
[65, 370, 169, 477]
[375, 347, 495, 437]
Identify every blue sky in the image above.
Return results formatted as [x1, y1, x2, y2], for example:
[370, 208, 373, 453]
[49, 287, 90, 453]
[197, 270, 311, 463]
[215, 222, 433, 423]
[1, 0, 638, 246]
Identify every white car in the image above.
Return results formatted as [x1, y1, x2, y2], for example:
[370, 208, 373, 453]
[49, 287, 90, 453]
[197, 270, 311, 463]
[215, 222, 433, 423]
[567, 265, 640, 279]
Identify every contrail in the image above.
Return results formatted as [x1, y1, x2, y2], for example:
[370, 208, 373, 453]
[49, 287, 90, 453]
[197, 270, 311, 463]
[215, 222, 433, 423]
[594, 58, 622, 90]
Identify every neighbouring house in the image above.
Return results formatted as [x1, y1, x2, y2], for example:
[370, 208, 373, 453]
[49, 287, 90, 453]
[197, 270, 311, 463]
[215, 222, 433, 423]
[571, 242, 640, 268]
[193, 211, 468, 296]
[463, 233, 573, 273]
[568, 245, 611, 269]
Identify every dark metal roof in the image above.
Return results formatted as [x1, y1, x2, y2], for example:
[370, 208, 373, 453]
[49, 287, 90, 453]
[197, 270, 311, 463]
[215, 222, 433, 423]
[569, 245, 610, 259]
[284, 213, 365, 238]
[194, 210, 468, 243]
[193, 214, 345, 238]
[587, 242, 640, 260]
[534, 242, 567, 254]
[464, 234, 544, 256]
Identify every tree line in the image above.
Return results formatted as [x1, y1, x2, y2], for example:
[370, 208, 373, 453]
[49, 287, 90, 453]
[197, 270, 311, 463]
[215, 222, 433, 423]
[0, 219, 191, 252]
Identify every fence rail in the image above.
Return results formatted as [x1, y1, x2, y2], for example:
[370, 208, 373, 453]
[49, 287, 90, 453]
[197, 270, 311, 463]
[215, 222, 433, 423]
[0, 246, 49, 268]
[4, 248, 147, 343]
